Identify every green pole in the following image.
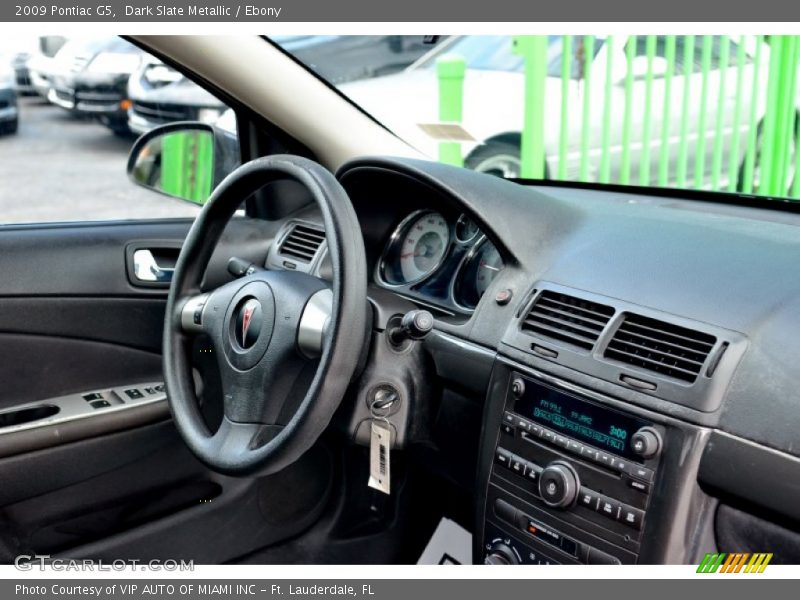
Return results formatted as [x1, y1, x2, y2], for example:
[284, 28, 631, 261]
[161, 133, 188, 198]
[579, 35, 594, 182]
[513, 35, 548, 179]
[639, 35, 657, 186]
[558, 35, 572, 180]
[599, 36, 614, 184]
[759, 36, 785, 195]
[657, 35, 676, 187]
[727, 36, 747, 192]
[676, 35, 695, 188]
[620, 36, 636, 185]
[710, 36, 730, 191]
[741, 36, 764, 194]
[771, 36, 799, 196]
[436, 54, 466, 167]
[694, 36, 713, 189]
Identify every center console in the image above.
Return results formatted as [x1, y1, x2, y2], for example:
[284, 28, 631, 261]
[477, 364, 684, 565]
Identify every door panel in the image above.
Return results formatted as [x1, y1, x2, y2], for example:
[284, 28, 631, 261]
[0, 216, 333, 563]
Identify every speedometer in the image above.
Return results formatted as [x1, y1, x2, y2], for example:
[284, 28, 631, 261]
[380, 211, 451, 285]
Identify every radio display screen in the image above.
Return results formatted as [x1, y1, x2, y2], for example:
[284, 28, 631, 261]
[512, 375, 647, 461]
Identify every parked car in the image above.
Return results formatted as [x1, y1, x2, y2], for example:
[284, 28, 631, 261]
[48, 36, 145, 135]
[0, 59, 19, 134]
[126, 36, 441, 134]
[341, 35, 769, 186]
[25, 35, 67, 99]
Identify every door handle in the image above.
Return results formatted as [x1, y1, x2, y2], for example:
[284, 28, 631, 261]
[133, 249, 175, 283]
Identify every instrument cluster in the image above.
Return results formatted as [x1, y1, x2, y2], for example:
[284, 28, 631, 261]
[377, 209, 505, 314]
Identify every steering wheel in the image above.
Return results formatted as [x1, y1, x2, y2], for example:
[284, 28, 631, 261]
[163, 155, 367, 476]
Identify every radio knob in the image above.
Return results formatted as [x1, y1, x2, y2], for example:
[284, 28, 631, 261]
[631, 427, 662, 459]
[484, 542, 520, 565]
[538, 461, 580, 508]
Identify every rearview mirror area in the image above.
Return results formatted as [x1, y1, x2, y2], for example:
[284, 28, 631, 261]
[127, 124, 218, 205]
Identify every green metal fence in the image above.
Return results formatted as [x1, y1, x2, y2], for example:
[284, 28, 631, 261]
[437, 35, 800, 199]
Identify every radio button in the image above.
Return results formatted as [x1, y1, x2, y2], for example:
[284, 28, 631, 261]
[580, 446, 599, 461]
[542, 429, 556, 443]
[597, 451, 613, 466]
[510, 456, 528, 476]
[516, 418, 531, 432]
[628, 464, 654, 482]
[501, 423, 515, 436]
[531, 424, 542, 436]
[610, 456, 629, 472]
[503, 411, 515, 424]
[567, 440, 581, 454]
[627, 477, 650, 494]
[620, 505, 644, 530]
[555, 434, 569, 448]
[525, 463, 541, 483]
[578, 488, 600, 510]
[495, 448, 512, 468]
[599, 497, 621, 520]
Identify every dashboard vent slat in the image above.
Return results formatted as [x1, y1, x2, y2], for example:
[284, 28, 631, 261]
[521, 291, 615, 350]
[604, 313, 717, 383]
[278, 224, 325, 263]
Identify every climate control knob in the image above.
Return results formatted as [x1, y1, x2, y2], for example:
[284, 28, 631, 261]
[631, 426, 662, 459]
[538, 461, 580, 508]
[484, 542, 520, 565]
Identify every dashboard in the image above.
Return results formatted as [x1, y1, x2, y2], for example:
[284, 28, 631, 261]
[262, 155, 800, 564]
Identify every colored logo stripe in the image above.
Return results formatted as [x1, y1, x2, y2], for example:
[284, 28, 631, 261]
[697, 552, 773, 573]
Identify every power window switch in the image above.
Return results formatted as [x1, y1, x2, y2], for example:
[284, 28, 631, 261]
[90, 400, 111, 409]
[125, 389, 144, 400]
[83, 392, 103, 401]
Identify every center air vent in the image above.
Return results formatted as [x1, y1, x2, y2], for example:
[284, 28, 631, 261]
[278, 224, 325, 263]
[604, 313, 716, 383]
[521, 291, 615, 350]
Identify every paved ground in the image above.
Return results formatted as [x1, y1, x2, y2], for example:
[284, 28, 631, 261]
[0, 97, 201, 225]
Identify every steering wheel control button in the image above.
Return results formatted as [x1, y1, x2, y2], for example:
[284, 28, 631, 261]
[495, 288, 513, 305]
[631, 426, 663, 459]
[538, 462, 579, 508]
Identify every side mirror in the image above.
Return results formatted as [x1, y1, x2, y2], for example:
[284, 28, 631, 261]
[127, 122, 237, 205]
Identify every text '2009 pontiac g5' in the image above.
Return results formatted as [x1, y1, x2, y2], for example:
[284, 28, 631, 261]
[0, 34, 798, 566]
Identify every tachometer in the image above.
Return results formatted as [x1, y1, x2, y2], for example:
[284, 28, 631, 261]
[380, 210, 451, 285]
[453, 238, 505, 310]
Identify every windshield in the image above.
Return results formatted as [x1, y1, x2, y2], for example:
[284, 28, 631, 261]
[273, 34, 800, 203]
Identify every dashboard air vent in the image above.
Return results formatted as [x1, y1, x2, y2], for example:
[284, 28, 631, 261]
[605, 313, 716, 383]
[278, 224, 325, 263]
[521, 291, 615, 350]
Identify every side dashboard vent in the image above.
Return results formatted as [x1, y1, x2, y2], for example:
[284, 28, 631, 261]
[278, 224, 325, 263]
[604, 313, 716, 383]
[521, 291, 615, 350]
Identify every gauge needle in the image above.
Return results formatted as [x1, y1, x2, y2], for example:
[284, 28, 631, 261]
[479, 261, 501, 271]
